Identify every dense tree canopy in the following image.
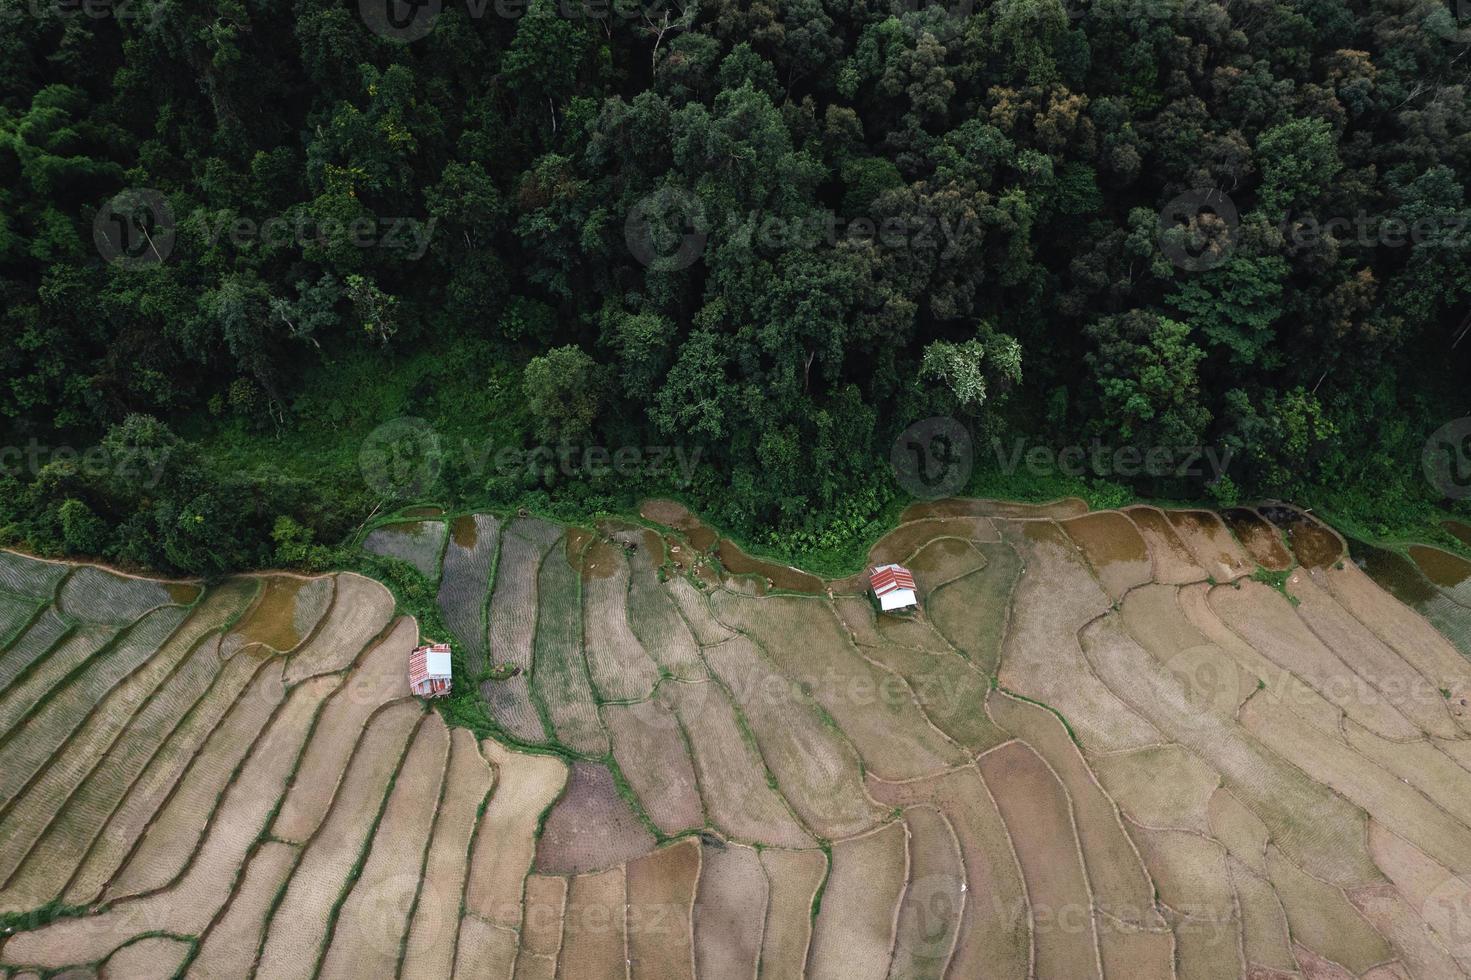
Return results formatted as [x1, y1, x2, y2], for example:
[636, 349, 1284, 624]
[1, 0, 1469, 572]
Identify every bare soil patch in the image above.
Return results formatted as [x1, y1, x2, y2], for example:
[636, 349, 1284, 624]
[693, 840, 768, 980]
[1126, 506, 1207, 584]
[1222, 509, 1293, 570]
[1060, 511, 1153, 600]
[805, 820, 909, 980]
[465, 738, 568, 929]
[758, 848, 827, 978]
[601, 698, 704, 836]
[889, 806, 964, 979]
[581, 537, 660, 702]
[1165, 510, 1253, 581]
[626, 838, 699, 980]
[558, 866, 628, 980]
[1093, 744, 1218, 833]
[282, 574, 395, 683]
[186, 840, 298, 979]
[535, 760, 656, 875]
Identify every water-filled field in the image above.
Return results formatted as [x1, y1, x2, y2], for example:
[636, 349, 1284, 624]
[3, 500, 1471, 978]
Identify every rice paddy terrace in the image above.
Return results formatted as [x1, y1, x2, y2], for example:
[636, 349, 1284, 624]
[3, 499, 1471, 978]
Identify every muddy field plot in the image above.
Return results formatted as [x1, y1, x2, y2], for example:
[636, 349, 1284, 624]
[4, 501, 1471, 979]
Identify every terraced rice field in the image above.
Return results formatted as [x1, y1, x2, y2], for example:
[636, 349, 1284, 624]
[5, 495, 1471, 978]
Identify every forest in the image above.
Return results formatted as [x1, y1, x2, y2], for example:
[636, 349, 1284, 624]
[1, 0, 1469, 575]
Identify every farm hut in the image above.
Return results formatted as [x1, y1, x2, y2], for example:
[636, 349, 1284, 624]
[870, 563, 918, 612]
[409, 642, 453, 698]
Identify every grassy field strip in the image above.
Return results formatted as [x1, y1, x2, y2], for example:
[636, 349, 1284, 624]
[886, 806, 964, 979]
[462, 737, 568, 933]
[402, 728, 496, 980]
[976, 740, 1102, 980]
[1163, 511, 1253, 582]
[1290, 571, 1463, 738]
[866, 766, 1030, 978]
[1092, 744, 1219, 833]
[805, 820, 909, 980]
[555, 866, 627, 980]
[1265, 845, 1392, 973]
[1239, 691, 1471, 874]
[1209, 580, 1422, 740]
[0, 623, 117, 740]
[0, 635, 246, 911]
[62, 652, 272, 906]
[692, 840, 767, 980]
[185, 839, 299, 978]
[436, 514, 500, 676]
[99, 663, 293, 902]
[254, 700, 424, 980]
[626, 839, 699, 979]
[1125, 507, 1209, 585]
[581, 538, 660, 703]
[317, 713, 448, 980]
[1226, 857, 1298, 975]
[1367, 821, 1471, 976]
[618, 529, 707, 679]
[0, 594, 42, 653]
[924, 542, 1022, 673]
[362, 520, 448, 580]
[272, 617, 416, 842]
[0, 589, 244, 853]
[1080, 611, 1381, 887]
[711, 591, 968, 779]
[1126, 822, 1241, 980]
[55, 567, 176, 625]
[0, 607, 70, 691]
[995, 522, 1162, 754]
[281, 574, 395, 684]
[703, 635, 885, 839]
[1060, 512, 1154, 601]
[987, 691, 1165, 936]
[0, 551, 69, 600]
[756, 848, 825, 979]
[485, 520, 559, 743]
[1323, 561, 1471, 717]
[666, 679, 815, 848]
[0, 673, 340, 969]
[601, 698, 704, 835]
[533, 760, 656, 876]
[531, 538, 608, 757]
[512, 874, 567, 979]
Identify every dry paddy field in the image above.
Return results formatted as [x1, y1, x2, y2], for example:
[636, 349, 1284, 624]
[5, 497, 1471, 978]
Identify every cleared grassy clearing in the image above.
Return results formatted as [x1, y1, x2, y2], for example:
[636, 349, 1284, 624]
[0, 607, 70, 692]
[1093, 744, 1218, 832]
[1079, 612, 1380, 887]
[888, 806, 964, 980]
[1266, 845, 1391, 974]
[361, 519, 448, 579]
[704, 635, 885, 838]
[1165, 510, 1253, 582]
[0, 551, 68, 600]
[485, 519, 558, 743]
[272, 616, 416, 842]
[0, 622, 117, 740]
[99, 663, 295, 902]
[0, 636, 252, 912]
[976, 739, 1101, 980]
[3, 674, 340, 969]
[402, 728, 495, 980]
[1222, 509, 1293, 571]
[318, 713, 448, 980]
[1060, 511, 1153, 601]
[1126, 506, 1207, 584]
[185, 840, 298, 979]
[437, 514, 500, 675]
[626, 839, 699, 980]
[1210, 580, 1421, 739]
[806, 820, 908, 980]
[692, 840, 768, 980]
[988, 691, 1162, 932]
[531, 538, 607, 757]
[464, 737, 567, 930]
[866, 766, 1030, 979]
[581, 538, 660, 702]
[996, 522, 1160, 753]
[666, 678, 815, 848]
[255, 700, 424, 980]
[1208, 787, 1270, 873]
[102, 936, 191, 978]
[601, 698, 703, 836]
[757, 848, 826, 980]
[282, 574, 395, 683]
[712, 590, 966, 779]
[534, 760, 656, 875]
[1128, 823, 1240, 980]
[56, 567, 176, 625]
[221, 575, 333, 658]
[922, 541, 1022, 675]
[1227, 858, 1297, 975]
